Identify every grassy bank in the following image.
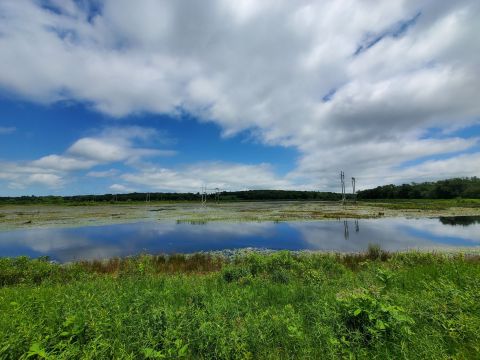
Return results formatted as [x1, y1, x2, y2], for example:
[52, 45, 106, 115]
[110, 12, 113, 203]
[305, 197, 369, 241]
[1, 250, 479, 359]
[361, 198, 480, 210]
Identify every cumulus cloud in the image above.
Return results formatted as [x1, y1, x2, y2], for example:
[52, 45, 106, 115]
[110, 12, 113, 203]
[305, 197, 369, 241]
[0, 162, 65, 189]
[0, 125, 174, 190]
[0, 0, 479, 190]
[66, 126, 176, 164]
[26, 173, 64, 187]
[87, 169, 119, 178]
[392, 153, 480, 183]
[121, 162, 294, 193]
[31, 154, 98, 171]
[109, 183, 135, 193]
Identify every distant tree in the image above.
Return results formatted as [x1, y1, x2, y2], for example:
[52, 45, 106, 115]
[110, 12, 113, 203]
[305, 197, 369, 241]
[357, 177, 480, 199]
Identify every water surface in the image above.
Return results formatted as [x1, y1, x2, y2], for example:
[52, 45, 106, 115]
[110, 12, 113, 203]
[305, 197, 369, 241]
[0, 217, 479, 262]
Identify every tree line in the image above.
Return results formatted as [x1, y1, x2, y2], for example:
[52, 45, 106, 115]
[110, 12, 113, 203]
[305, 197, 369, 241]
[356, 177, 480, 199]
[1, 177, 479, 204]
[0, 190, 341, 204]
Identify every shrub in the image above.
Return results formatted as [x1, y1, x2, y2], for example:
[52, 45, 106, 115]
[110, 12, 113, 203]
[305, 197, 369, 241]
[221, 266, 250, 283]
[336, 288, 414, 346]
[269, 268, 291, 284]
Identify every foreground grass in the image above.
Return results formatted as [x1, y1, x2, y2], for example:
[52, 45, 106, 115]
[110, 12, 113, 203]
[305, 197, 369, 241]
[1, 250, 479, 359]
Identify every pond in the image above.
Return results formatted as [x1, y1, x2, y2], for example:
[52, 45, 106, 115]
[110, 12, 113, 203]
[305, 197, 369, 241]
[0, 216, 479, 262]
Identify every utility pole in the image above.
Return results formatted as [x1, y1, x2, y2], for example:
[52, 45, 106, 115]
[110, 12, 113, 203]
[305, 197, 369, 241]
[351, 177, 356, 203]
[201, 186, 222, 206]
[340, 171, 346, 205]
[344, 220, 349, 240]
[201, 186, 207, 206]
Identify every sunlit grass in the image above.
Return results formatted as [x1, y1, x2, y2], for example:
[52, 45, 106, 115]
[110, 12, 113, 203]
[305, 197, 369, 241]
[361, 198, 480, 210]
[1, 250, 479, 359]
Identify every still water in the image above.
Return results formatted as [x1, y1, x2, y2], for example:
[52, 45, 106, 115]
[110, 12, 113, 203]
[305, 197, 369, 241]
[0, 216, 479, 262]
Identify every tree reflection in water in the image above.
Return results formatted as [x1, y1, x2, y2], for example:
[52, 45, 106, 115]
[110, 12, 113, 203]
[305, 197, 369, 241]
[439, 216, 480, 226]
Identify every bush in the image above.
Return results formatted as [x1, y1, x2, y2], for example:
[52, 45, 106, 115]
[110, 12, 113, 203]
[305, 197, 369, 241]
[222, 266, 250, 283]
[269, 268, 291, 284]
[336, 288, 414, 346]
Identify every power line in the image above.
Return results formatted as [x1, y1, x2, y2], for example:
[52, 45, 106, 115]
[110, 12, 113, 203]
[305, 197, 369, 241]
[200, 186, 223, 206]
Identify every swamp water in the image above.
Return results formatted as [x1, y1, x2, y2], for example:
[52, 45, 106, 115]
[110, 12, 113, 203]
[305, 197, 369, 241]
[0, 216, 479, 262]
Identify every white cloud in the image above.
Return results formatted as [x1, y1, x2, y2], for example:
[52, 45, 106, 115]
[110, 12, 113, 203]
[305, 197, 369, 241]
[87, 169, 119, 178]
[27, 173, 64, 187]
[121, 162, 294, 192]
[0, 161, 64, 189]
[31, 154, 98, 171]
[67, 137, 173, 163]
[392, 152, 480, 183]
[0, 125, 174, 191]
[0, 126, 16, 134]
[67, 126, 175, 163]
[0, 0, 479, 190]
[109, 183, 135, 193]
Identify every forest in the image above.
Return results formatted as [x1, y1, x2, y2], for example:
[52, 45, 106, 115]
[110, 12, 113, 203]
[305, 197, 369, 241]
[356, 177, 480, 199]
[1, 178, 479, 205]
[0, 190, 341, 204]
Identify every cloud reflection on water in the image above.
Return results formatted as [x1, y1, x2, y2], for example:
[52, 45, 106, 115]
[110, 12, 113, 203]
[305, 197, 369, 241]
[0, 217, 478, 262]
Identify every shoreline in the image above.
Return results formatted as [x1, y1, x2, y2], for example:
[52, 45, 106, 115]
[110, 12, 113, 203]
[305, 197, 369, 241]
[4, 247, 480, 266]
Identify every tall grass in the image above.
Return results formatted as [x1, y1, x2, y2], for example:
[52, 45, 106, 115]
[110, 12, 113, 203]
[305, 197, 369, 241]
[0, 251, 479, 359]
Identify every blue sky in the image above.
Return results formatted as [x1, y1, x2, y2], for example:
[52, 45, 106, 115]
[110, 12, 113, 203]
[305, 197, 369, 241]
[0, 98, 298, 195]
[0, 0, 479, 195]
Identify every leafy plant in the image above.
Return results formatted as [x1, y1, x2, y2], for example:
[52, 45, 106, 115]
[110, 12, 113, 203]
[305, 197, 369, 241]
[336, 288, 414, 345]
[221, 266, 250, 283]
[375, 268, 395, 288]
[25, 343, 48, 359]
[142, 340, 188, 360]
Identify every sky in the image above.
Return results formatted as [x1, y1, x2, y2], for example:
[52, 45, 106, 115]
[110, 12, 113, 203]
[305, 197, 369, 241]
[0, 0, 479, 196]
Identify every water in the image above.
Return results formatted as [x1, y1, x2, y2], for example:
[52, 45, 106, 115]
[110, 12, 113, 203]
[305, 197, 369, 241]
[0, 217, 479, 262]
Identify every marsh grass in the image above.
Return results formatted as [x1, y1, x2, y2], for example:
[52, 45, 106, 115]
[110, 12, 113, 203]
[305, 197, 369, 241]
[0, 250, 479, 359]
[77, 253, 224, 275]
[362, 198, 480, 210]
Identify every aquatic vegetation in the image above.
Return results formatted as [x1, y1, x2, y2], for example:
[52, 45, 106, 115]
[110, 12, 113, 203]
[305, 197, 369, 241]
[0, 251, 479, 359]
[2, 200, 480, 232]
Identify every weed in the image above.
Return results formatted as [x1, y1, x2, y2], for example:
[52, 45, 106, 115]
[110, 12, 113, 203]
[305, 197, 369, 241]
[336, 288, 414, 345]
[221, 266, 250, 283]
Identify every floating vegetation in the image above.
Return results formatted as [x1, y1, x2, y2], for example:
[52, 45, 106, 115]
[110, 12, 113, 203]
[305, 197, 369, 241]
[1, 200, 480, 231]
[176, 219, 208, 225]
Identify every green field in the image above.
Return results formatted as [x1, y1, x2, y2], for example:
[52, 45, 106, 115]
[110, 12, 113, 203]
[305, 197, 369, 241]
[1, 250, 479, 359]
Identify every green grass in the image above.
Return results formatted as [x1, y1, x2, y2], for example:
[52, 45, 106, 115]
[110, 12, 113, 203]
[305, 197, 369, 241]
[1, 250, 479, 359]
[361, 198, 480, 210]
